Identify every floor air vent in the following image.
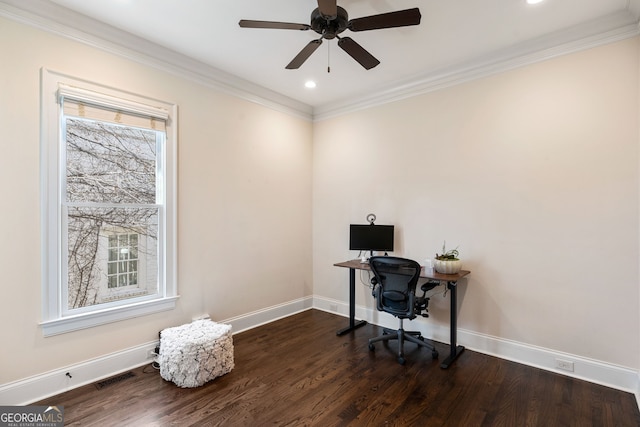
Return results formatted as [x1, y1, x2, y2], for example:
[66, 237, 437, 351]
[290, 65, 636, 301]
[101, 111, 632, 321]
[95, 371, 136, 390]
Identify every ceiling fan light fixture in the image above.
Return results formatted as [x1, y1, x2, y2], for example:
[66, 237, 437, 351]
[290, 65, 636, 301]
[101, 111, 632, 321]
[239, 1, 422, 70]
[526, 0, 545, 4]
[305, 81, 317, 89]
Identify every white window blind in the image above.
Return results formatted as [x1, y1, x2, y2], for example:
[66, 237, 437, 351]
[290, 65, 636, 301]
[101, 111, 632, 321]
[58, 84, 168, 131]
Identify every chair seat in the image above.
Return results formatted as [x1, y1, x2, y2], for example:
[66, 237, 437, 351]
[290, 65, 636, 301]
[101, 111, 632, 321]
[382, 290, 407, 301]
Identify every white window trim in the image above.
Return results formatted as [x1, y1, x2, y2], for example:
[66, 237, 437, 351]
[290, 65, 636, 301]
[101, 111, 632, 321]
[40, 68, 178, 336]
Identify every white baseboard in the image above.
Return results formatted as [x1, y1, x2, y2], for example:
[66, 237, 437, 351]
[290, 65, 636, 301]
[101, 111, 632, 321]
[636, 372, 640, 410]
[0, 341, 159, 405]
[313, 296, 640, 395]
[0, 296, 314, 405]
[222, 296, 314, 334]
[2, 294, 636, 405]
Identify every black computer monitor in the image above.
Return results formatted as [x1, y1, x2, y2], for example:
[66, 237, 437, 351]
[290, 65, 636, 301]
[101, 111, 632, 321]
[349, 224, 394, 252]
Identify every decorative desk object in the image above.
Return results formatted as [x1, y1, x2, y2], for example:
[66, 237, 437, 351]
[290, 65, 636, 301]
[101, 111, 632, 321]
[434, 242, 462, 274]
[159, 319, 234, 388]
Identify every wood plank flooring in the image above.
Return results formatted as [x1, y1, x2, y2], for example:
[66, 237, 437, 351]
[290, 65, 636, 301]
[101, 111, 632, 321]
[36, 309, 640, 426]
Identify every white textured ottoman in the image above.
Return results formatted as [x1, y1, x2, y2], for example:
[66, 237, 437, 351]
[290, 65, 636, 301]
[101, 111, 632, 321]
[159, 320, 234, 388]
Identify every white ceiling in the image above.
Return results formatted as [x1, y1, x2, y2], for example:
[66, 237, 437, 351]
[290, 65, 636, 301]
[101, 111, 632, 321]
[3, 0, 640, 116]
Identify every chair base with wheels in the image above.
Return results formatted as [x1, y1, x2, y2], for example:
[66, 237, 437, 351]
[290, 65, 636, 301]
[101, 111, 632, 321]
[368, 318, 438, 365]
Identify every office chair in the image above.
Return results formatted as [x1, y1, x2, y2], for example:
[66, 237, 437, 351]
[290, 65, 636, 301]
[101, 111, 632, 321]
[368, 256, 439, 365]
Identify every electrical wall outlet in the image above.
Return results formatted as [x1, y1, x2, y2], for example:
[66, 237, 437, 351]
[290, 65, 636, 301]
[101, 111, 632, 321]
[147, 349, 157, 359]
[192, 314, 211, 321]
[556, 359, 574, 372]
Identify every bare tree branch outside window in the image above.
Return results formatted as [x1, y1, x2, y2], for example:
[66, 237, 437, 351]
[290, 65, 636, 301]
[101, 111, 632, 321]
[65, 118, 160, 309]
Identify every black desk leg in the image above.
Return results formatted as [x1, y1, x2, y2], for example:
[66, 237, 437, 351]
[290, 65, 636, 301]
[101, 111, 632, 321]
[440, 281, 465, 368]
[337, 267, 367, 336]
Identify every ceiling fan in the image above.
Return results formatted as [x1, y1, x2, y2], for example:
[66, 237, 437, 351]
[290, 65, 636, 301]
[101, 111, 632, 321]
[238, 0, 421, 70]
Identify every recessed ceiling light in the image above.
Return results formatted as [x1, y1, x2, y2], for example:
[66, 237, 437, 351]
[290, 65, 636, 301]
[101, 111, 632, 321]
[527, 0, 544, 4]
[305, 81, 317, 89]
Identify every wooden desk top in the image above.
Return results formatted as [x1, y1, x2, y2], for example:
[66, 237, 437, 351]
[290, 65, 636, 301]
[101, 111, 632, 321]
[334, 259, 470, 281]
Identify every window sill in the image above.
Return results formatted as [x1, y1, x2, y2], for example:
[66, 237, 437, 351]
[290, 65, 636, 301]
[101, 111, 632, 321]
[40, 296, 180, 337]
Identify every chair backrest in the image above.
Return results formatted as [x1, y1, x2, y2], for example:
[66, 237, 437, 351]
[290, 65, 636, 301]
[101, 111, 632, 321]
[369, 256, 422, 319]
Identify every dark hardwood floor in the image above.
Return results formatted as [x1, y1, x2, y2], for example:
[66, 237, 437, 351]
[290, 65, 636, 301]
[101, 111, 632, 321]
[37, 309, 640, 426]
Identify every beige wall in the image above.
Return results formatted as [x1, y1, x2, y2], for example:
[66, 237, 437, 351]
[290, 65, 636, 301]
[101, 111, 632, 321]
[1, 11, 639, 388]
[313, 37, 640, 368]
[0, 17, 313, 383]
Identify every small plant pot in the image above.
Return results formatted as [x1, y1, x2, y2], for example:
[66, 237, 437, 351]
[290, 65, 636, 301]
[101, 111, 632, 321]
[434, 259, 462, 274]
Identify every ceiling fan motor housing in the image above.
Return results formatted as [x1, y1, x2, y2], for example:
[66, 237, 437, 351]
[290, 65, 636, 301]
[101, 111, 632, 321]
[311, 6, 349, 39]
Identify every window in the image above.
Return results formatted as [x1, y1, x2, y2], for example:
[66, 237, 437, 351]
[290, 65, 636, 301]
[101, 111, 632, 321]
[108, 233, 139, 290]
[41, 69, 178, 336]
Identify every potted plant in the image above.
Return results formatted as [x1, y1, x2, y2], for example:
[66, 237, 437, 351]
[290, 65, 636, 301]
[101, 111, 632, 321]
[434, 242, 462, 274]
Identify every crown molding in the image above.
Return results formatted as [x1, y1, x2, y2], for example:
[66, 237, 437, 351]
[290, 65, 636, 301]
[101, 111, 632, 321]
[1, 1, 638, 122]
[313, 10, 640, 121]
[0, 0, 314, 121]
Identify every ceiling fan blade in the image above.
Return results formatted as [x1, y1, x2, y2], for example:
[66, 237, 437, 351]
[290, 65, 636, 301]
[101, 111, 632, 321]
[348, 8, 421, 32]
[286, 39, 323, 69]
[239, 20, 311, 31]
[337, 37, 380, 70]
[317, 0, 338, 19]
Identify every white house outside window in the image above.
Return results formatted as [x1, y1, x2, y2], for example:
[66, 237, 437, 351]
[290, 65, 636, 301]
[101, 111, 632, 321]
[41, 70, 178, 336]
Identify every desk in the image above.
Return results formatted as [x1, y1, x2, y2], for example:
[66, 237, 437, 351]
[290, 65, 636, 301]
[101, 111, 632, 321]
[334, 259, 470, 369]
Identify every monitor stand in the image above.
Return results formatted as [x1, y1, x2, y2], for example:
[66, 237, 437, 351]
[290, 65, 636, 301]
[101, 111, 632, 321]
[360, 250, 374, 263]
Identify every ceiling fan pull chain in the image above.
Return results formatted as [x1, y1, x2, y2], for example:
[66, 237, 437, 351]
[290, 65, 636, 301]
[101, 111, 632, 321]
[327, 41, 331, 73]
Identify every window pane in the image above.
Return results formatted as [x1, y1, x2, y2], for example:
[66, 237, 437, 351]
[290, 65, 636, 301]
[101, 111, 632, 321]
[65, 118, 157, 204]
[67, 206, 158, 309]
[108, 276, 117, 289]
